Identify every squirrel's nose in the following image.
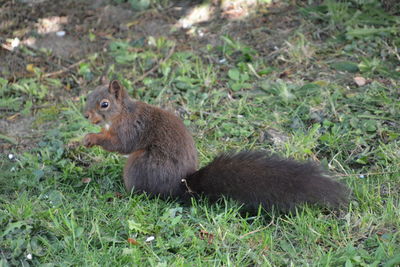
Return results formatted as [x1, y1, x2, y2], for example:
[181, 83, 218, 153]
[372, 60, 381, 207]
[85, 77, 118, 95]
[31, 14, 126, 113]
[84, 112, 90, 119]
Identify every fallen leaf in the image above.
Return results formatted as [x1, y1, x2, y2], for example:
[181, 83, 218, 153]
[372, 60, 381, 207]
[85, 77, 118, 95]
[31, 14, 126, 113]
[279, 70, 290, 78]
[26, 64, 35, 73]
[199, 230, 214, 244]
[354, 76, 366, 86]
[127, 238, 139, 245]
[7, 113, 20, 121]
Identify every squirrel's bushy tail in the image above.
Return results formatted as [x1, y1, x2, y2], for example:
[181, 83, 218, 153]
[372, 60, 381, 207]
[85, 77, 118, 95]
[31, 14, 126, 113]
[184, 151, 350, 212]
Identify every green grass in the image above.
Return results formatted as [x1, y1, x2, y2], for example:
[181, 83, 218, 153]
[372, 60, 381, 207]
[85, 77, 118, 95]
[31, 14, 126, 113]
[1, 0, 400, 266]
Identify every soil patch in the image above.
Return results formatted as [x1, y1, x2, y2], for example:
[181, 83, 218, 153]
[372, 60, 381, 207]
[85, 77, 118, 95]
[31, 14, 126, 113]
[0, 0, 297, 152]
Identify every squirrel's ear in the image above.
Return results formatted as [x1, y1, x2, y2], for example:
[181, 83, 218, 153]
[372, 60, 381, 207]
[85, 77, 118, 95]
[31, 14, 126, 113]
[108, 80, 125, 100]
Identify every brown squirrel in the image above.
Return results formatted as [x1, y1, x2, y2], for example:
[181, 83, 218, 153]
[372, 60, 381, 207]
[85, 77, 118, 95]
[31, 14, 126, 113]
[83, 80, 350, 212]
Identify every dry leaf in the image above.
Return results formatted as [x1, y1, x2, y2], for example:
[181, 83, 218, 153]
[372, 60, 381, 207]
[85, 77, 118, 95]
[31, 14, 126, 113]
[127, 238, 139, 245]
[354, 76, 366, 87]
[26, 64, 35, 73]
[279, 70, 290, 78]
[7, 113, 20, 121]
[199, 230, 214, 244]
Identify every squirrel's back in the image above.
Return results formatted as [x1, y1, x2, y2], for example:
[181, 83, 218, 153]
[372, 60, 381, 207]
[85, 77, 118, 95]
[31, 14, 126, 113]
[123, 102, 198, 197]
[184, 151, 350, 212]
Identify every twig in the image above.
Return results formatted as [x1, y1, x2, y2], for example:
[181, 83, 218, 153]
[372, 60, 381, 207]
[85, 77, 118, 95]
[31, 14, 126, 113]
[181, 178, 195, 194]
[42, 59, 85, 78]
[239, 219, 275, 239]
[132, 45, 175, 85]
[247, 63, 261, 79]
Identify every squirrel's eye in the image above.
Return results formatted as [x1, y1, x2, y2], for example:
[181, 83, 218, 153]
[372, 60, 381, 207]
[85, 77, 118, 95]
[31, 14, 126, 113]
[100, 101, 109, 109]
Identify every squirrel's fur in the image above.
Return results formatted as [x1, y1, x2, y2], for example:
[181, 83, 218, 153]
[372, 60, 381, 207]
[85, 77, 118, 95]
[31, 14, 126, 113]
[83, 80, 350, 212]
[184, 152, 349, 212]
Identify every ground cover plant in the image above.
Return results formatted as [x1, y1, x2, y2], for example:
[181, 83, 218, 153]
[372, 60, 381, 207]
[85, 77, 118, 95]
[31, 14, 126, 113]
[0, 0, 399, 265]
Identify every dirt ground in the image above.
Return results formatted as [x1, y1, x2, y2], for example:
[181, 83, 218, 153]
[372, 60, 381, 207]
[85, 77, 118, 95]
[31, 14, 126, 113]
[0, 0, 301, 152]
[1, 0, 298, 74]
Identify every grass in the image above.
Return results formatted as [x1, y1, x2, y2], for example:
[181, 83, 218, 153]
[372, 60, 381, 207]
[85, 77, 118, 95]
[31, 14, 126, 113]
[1, 0, 400, 266]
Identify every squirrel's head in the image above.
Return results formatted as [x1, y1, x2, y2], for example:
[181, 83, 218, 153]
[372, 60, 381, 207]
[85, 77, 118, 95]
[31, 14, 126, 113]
[84, 80, 127, 125]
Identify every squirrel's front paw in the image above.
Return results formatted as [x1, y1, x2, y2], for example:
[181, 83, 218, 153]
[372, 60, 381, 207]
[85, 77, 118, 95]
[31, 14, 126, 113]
[83, 133, 97, 148]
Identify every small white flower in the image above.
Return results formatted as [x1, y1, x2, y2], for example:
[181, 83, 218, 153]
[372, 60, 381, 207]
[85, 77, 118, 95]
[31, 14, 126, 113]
[145, 236, 155, 242]
[26, 253, 32, 260]
[11, 38, 20, 48]
[8, 154, 14, 160]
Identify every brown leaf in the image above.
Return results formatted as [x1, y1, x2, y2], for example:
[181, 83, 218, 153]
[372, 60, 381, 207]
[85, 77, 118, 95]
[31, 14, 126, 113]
[127, 238, 139, 245]
[279, 70, 290, 78]
[7, 113, 20, 122]
[198, 230, 214, 244]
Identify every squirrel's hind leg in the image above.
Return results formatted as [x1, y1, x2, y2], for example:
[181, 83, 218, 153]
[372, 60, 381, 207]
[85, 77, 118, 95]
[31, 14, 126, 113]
[123, 151, 187, 198]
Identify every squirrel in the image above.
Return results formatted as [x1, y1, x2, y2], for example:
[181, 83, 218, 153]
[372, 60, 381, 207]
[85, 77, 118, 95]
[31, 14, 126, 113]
[83, 80, 350, 212]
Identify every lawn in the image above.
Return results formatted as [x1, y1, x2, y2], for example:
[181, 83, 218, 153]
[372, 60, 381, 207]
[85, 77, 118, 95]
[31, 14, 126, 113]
[0, 0, 399, 266]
